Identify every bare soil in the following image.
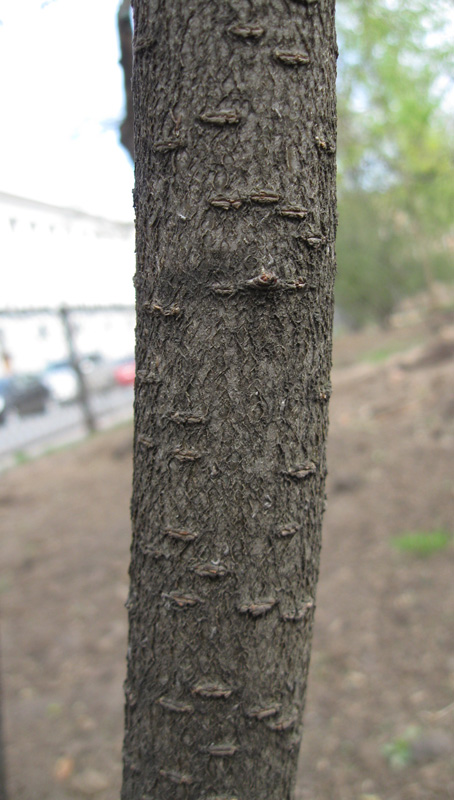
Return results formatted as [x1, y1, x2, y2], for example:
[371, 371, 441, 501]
[1, 321, 454, 800]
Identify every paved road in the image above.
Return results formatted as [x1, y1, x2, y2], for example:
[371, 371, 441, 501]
[0, 386, 134, 470]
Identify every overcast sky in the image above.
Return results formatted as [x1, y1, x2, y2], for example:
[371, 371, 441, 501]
[0, 0, 134, 221]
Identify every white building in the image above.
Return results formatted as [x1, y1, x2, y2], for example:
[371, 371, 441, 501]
[0, 192, 136, 374]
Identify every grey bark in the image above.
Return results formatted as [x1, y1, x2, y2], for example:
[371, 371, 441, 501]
[122, 1, 337, 799]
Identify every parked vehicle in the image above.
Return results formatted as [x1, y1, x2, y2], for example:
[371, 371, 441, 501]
[42, 354, 115, 404]
[114, 356, 135, 386]
[0, 374, 50, 424]
[41, 361, 77, 404]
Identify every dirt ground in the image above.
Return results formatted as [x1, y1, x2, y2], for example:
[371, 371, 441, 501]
[1, 320, 454, 800]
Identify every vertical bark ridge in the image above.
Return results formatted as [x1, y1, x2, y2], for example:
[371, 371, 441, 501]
[123, 1, 336, 798]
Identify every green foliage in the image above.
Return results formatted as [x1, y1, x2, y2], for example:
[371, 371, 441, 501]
[391, 529, 451, 557]
[336, 191, 428, 325]
[13, 450, 29, 466]
[361, 339, 421, 364]
[336, 0, 454, 326]
[382, 726, 420, 768]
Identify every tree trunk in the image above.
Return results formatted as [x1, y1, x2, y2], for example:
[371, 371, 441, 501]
[122, 2, 337, 799]
[117, 0, 134, 160]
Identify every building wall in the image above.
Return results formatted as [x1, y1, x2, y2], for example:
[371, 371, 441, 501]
[0, 193, 135, 374]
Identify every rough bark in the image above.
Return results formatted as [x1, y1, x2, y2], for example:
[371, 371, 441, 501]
[123, 1, 337, 799]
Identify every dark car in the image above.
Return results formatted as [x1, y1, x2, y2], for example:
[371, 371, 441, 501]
[0, 374, 50, 425]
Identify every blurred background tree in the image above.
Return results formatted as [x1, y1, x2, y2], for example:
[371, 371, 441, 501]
[336, 0, 454, 326]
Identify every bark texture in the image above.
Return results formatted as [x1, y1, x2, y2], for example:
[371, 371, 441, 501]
[123, 1, 337, 798]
